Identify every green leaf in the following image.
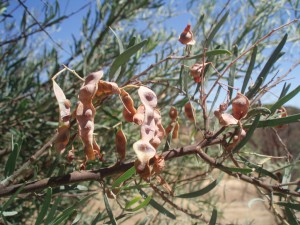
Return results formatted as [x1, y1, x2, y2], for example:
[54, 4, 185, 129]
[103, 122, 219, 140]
[111, 166, 136, 189]
[44, 197, 61, 225]
[270, 85, 300, 113]
[241, 46, 257, 94]
[137, 188, 176, 219]
[2, 211, 18, 217]
[276, 202, 300, 211]
[232, 115, 260, 153]
[103, 188, 118, 225]
[246, 34, 288, 99]
[223, 167, 253, 174]
[185, 49, 231, 60]
[247, 113, 300, 128]
[238, 155, 278, 180]
[50, 194, 95, 225]
[176, 174, 223, 198]
[126, 195, 152, 212]
[206, 11, 229, 47]
[109, 27, 124, 81]
[109, 39, 148, 80]
[5, 135, 22, 177]
[228, 45, 238, 99]
[35, 187, 52, 225]
[244, 107, 271, 119]
[208, 208, 217, 225]
[285, 207, 299, 225]
[125, 196, 142, 209]
[279, 82, 291, 99]
[2, 185, 25, 211]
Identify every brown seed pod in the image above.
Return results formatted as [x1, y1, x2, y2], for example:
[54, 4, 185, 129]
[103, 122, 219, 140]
[165, 123, 173, 136]
[184, 102, 195, 122]
[115, 128, 127, 163]
[76, 71, 103, 161]
[232, 92, 250, 120]
[214, 111, 238, 126]
[178, 24, 195, 45]
[190, 63, 203, 83]
[133, 105, 145, 125]
[169, 106, 178, 121]
[150, 136, 161, 149]
[134, 159, 151, 179]
[121, 89, 136, 122]
[172, 121, 179, 139]
[97, 80, 120, 96]
[276, 107, 288, 129]
[152, 154, 165, 175]
[52, 79, 71, 153]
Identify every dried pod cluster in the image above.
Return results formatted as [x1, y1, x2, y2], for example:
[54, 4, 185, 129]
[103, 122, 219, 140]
[133, 86, 165, 178]
[214, 92, 250, 151]
[121, 89, 137, 122]
[178, 24, 195, 45]
[76, 71, 103, 161]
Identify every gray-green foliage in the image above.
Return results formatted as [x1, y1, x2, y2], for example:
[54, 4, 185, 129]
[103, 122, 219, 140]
[0, 0, 299, 224]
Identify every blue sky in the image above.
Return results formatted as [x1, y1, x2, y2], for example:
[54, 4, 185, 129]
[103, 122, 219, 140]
[5, 0, 300, 108]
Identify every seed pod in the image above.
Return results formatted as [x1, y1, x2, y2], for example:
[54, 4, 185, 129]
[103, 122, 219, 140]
[121, 89, 136, 122]
[184, 102, 195, 122]
[172, 121, 179, 139]
[276, 107, 288, 129]
[178, 24, 195, 45]
[76, 71, 103, 161]
[169, 106, 178, 121]
[97, 80, 120, 96]
[150, 136, 161, 149]
[190, 63, 203, 83]
[152, 155, 165, 175]
[214, 111, 238, 126]
[133, 105, 145, 125]
[115, 128, 126, 162]
[52, 79, 71, 153]
[232, 92, 250, 120]
[165, 123, 173, 136]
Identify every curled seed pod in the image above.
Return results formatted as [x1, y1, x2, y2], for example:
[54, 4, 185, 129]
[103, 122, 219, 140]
[134, 159, 151, 179]
[190, 63, 203, 83]
[121, 89, 136, 122]
[184, 102, 195, 122]
[169, 106, 178, 121]
[214, 111, 238, 126]
[178, 24, 195, 45]
[76, 71, 102, 161]
[232, 92, 250, 120]
[172, 121, 179, 139]
[276, 107, 288, 129]
[52, 79, 71, 153]
[152, 155, 165, 175]
[138, 86, 157, 109]
[97, 80, 120, 96]
[115, 128, 127, 163]
[133, 105, 145, 125]
[150, 136, 161, 149]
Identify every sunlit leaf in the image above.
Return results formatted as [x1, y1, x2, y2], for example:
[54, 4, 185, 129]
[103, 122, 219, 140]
[111, 166, 136, 189]
[185, 49, 231, 60]
[241, 46, 257, 94]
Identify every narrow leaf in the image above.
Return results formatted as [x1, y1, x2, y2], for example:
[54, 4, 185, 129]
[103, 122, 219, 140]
[206, 11, 229, 47]
[2, 185, 25, 211]
[176, 174, 223, 198]
[109, 39, 148, 80]
[208, 208, 217, 225]
[285, 207, 299, 225]
[5, 135, 22, 177]
[125, 196, 142, 209]
[137, 188, 176, 219]
[44, 197, 61, 225]
[109, 27, 124, 81]
[246, 113, 300, 128]
[279, 82, 291, 99]
[228, 45, 238, 99]
[276, 202, 300, 211]
[223, 167, 253, 174]
[126, 195, 152, 212]
[35, 188, 52, 225]
[238, 155, 278, 180]
[103, 188, 117, 225]
[246, 34, 288, 99]
[241, 46, 257, 94]
[270, 85, 300, 113]
[111, 166, 136, 189]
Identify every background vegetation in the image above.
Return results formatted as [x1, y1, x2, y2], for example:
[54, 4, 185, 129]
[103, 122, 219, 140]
[0, 0, 299, 224]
